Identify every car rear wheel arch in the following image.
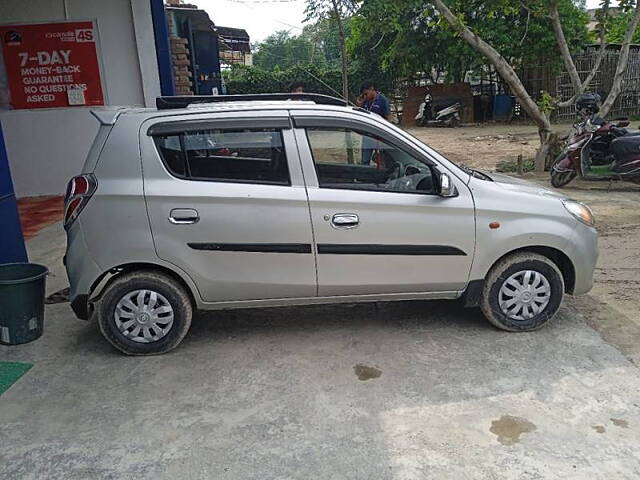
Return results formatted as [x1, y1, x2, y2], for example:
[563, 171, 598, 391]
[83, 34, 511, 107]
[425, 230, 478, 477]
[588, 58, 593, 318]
[88, 262, 198, 313]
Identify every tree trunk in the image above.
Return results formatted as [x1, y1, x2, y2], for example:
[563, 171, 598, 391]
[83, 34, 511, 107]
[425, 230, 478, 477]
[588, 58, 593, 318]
[331, 0, 349, 101]
[535, 127, 549, 172]
[552, 0, 610, 108]
[428, 68, 438, 84]
[535, 128, 562, 172]
[549, 1, 581, 92]
[430, 0, 551, 171]
[600, 0, 640, 117]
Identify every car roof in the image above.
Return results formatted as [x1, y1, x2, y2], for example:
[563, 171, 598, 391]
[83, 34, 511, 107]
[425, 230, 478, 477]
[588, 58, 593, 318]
[92, 101, 371, 125]
[169, 101, 369, 116]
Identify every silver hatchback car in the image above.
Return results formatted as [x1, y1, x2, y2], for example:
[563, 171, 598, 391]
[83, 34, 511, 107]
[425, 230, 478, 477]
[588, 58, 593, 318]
[64, 94, 598, 355]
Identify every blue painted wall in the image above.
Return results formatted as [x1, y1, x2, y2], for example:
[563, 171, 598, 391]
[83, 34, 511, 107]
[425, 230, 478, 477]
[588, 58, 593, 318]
[150, 0, 175, 97]
[0, 122, 28, 264]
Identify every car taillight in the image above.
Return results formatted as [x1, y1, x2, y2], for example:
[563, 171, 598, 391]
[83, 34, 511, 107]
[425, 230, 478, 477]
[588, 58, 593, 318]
[64, 174, 97, 229]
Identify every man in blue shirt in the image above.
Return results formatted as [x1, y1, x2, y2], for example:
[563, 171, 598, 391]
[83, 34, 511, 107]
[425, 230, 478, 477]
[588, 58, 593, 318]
[357, 81, 390, 165]
[357, 81, 390, 120]
[290, 81, 305, 94]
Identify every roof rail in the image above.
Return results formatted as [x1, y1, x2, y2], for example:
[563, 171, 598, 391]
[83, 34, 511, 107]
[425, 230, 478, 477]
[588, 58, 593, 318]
[156, 93, 348, 110]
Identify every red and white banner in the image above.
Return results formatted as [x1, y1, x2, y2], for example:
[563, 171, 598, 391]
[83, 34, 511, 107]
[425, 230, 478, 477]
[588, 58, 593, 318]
[0, 21, 104, 109]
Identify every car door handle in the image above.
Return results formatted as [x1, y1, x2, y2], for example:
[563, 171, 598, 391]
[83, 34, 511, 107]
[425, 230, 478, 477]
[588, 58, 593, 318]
[331, 213, 359, 229]
[169, 208, 200, 225]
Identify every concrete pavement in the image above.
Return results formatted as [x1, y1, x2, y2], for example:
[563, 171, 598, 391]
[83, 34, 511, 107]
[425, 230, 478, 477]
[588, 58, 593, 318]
[1, 299, 640, 479]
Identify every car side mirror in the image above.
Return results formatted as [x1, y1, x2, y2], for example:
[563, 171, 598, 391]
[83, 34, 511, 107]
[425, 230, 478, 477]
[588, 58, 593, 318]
[438, 172, 458, 198]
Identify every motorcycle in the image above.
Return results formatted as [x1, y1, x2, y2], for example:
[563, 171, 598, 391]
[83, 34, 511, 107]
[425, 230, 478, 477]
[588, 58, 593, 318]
[415, 94, 461, 127]
[550, 95, 640, 188]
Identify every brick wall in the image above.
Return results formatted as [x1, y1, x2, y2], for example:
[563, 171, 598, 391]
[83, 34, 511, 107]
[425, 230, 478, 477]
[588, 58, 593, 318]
[166, 13, 193, 95]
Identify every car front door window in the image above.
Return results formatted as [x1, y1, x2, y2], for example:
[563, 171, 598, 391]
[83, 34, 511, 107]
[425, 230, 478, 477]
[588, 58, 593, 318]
[305, 127, 437, 194]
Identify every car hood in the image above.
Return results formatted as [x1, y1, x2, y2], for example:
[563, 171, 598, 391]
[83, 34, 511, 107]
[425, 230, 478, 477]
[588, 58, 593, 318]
[483, 171, 568, 200]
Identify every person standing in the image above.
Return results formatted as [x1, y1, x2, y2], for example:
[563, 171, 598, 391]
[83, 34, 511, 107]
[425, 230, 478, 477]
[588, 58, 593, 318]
[357, 81, 390, 165]
[357, 81, 390, 120]
[290, 82, 305, 94]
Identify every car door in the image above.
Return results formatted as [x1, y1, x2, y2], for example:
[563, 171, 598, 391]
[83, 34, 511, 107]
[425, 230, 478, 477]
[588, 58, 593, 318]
[141, 111, 316, 303]
[292, 112, 475, 297]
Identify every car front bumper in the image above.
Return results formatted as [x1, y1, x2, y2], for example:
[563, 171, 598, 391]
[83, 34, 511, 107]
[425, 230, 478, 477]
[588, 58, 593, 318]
[566, 221, 599, 295]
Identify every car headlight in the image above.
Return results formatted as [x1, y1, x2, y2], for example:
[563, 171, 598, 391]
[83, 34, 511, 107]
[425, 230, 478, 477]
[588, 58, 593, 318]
[563, 200, 595, 226]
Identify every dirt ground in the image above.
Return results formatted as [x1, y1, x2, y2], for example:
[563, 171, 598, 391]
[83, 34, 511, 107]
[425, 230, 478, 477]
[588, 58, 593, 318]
[559, 180, 640, 363]
[410, 123, 640, 363]
[406, 123, 577, 169]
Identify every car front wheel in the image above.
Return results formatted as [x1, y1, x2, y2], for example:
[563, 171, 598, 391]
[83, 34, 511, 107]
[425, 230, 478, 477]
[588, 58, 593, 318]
[481, 252, 564, 332]
[96, 270, 193, 355]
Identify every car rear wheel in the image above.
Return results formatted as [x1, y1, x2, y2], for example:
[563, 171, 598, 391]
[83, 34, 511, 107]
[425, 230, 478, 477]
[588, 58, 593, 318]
[481, 253, 564, 332]
[96, 270, 192, 355]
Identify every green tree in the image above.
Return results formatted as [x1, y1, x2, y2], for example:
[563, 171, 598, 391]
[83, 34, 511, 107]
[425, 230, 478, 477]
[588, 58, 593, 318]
[301, 19, 347, 65]
[350, 0, 588, 86]
[252, 31, 314, 71]
[305, 0, 359, 100]
[223, 63, 350, 97]
[428, 0, 640, 169]
[552, 0, 640, 114]
[348, 0, 479, 84]
[606, 8, 640, 43]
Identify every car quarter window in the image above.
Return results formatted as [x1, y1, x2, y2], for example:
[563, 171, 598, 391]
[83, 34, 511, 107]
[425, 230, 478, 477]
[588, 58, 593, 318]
[305, 127, 437, 194]
[153, 128, 290, 185]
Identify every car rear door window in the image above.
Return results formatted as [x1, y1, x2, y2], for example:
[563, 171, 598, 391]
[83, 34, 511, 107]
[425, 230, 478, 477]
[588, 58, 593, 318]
[154, 128, 290, 185]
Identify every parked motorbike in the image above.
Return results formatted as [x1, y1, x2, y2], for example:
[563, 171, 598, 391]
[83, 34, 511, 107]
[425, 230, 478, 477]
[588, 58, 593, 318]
[415, 94, 461, 127]
[550, 94, 640, 188]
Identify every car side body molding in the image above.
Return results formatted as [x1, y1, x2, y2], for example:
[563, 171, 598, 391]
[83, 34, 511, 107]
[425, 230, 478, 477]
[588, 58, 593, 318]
[188, 243, 312, 254]
[188, 242, 466, 256]
[317, 244, 467, 256]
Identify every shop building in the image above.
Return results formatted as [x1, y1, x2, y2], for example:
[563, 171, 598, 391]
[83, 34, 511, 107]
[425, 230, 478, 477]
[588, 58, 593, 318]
[0, 0, 175, 262]
[0, 0, 174, 198]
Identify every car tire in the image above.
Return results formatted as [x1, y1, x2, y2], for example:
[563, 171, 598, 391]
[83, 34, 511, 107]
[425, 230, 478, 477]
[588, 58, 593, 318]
[480, 252, 564, 332]
[550, 154, 576, 188]
[96, 270, 193, 355]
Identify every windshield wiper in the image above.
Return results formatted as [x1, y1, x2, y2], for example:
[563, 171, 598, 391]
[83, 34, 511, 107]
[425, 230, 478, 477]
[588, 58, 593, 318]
[459, 164, 493, 181]
[471, 169, 492, 181]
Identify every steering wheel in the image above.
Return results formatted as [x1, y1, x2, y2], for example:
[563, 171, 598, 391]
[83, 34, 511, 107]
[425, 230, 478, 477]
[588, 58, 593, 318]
[403, 165, 422, 177]
[387, 161, 402, 180]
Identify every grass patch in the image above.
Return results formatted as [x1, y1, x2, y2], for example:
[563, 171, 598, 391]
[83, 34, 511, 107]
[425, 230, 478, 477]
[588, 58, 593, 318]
[495, 157, 536, 173]
[0, 362, 33, 395]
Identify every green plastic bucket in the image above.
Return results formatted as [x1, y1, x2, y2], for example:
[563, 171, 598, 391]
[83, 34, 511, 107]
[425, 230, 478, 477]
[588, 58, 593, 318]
[0, 263, 48, 345]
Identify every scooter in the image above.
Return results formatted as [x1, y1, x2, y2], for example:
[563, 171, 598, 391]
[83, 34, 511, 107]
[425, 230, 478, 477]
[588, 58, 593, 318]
[550, 95, 640, 187]
[415, 94, 461, 127]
